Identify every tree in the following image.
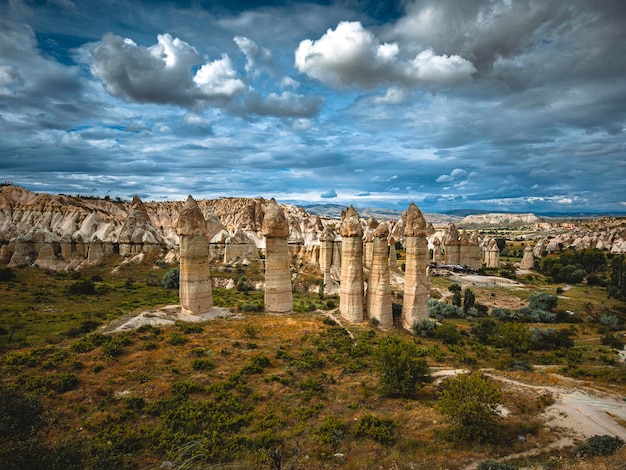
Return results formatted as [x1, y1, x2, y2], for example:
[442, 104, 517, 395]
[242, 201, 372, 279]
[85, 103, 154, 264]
[162, 267, 180, 289]
[463, 288, 475, 313]
[608, 255, 626, 300]
[436, 372, 503, 441]
[528, 292, 558, 312]
[374, 336, 432, 398]
[452, 291, 462, 307]
[493, 322, 532, 355]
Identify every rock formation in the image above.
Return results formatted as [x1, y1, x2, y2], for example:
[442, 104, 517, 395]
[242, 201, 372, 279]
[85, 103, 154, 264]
[459, 230, 471, 267]
[339, 206, 364, 323]
[468, 231, 482, 269]
[520, 244, 535, 270]
[367, 222, 392, 329]
[388, 237, 399, 271]
[319, 226, 335, 287]
[224, 229, 259, 264]
[118, 195, 164, 256]
[177, 196, 212, 314]
[443, 223, 461, 265]
[262, 199, 292, 314]
[485, 239, 501, 268]
[402, 203, 429, 331]
[432, 237, 443, 265]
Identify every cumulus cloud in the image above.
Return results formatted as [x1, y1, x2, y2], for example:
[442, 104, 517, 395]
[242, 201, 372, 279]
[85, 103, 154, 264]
[295, 21, 475, 90]
[436, 168, 468, 183]
[90, 33, 249, 109]
[373, 87, 406, 104]
[234, 36, 273, 76]
[320, 188, 337, 198]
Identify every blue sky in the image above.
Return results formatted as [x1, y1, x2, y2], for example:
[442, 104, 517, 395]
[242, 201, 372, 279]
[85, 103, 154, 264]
[1, 0, 625, 213]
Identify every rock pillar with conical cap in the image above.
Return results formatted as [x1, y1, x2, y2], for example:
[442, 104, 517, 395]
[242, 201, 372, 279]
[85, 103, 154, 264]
[177, 195, 212, 314]
[520, 243, 535, 269]
[402, 203, 429, 330]
[262, 199, 292, 313]
[444, 223, 461, 265]
[367, 222, 392, 329]
[339, 205, 364, 323]
[319, 225, 335, 287]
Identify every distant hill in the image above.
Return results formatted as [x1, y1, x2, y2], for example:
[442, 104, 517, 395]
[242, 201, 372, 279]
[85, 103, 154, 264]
[302, 204, 462, 225]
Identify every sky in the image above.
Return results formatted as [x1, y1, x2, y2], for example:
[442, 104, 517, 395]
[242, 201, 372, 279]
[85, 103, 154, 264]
[1, 0, 626, 214]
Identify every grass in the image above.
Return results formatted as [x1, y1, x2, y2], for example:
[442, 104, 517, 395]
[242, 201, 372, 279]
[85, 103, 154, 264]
[1, 258, 625, 469]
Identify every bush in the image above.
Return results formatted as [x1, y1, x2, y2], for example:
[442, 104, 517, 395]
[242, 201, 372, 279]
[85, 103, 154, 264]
[0, 267, 16, 282]
[477, 460, 518, 470]
[413, 319, 437, 338]
[436, 372, 503, 441]
[67, 279, 96, 295]
[576, 435, 624, 457]
[434, 322, 461, 345]
[374, 336, 432, 398]
[191, 358, 216, 371]
[355, 414, 396, 444]
[528, 292, 558, 312]
[429, 299, 463, 321]
[162, 267, 180, 289]
[317, 417, 345, 447]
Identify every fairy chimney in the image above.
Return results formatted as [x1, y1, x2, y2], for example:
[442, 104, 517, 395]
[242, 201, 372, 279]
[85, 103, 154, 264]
[367, 222, 392, 329]
[339, 206, 364, 323]
[262, 199, 292, 314]
[402, 203, 429, 331]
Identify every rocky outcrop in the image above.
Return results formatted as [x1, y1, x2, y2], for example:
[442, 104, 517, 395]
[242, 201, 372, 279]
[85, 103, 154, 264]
[520, 244, 535, 270]
[389, 237, 399, 272]
[319, 226, 335, 287]
[224, 229, 259, 264]
[432, 237, 443, 265]
[402, 203, 429, 331]
[459, 230, 471, 267]
[485, 239, 501, 268]
[262, 199, 292, 314]
[339, 206, 364, 323]
[459, 213, 539, 228]
[467, 231, 482, 269]
[177, 196, 212, 315]
[367, 222, 392, 329]
[118, 195, 166, 256]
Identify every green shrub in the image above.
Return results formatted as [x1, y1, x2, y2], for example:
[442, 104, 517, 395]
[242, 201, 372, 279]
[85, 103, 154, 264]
[317, 416, 346, 447]
[374, 336, 431, 398]
[241, 355, 270, 374]
[413, 319, 437, 338]
[477, 460, 518, 470]
[355, 414, 396, 444]
[191, 358, 216, 371]
[162, 267, 179, 289]
[167, 332, 188, 346]
[576, 434, 624, 457]
[67, 279, 96, 295]
[434, 322, 461, 345]
[528, 292, 558, 312]
[436, 372, 503, 441]
[0, 267, 16, 282]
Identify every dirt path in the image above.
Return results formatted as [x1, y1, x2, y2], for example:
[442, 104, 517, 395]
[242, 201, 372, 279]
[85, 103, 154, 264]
[447, 369, 626, 469]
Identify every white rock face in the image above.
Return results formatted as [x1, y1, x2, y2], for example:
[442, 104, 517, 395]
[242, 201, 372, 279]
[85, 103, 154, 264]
[520, 244, 535, 269]
[460, 213, 539, 227]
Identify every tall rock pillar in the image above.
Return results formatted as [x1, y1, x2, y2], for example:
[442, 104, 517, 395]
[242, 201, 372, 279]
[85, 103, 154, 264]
[459, 230, 471, 267]
[432, 237, 443, 265]
[468, 231, 482, 269]
[262, 199, 292, 314]
[319, 226, 335, 287]
[177, 195, 212, 314]
[520, 244, 535, 269]
[367, 223, 392, 329]
[402, 203, 429, 331]
[339, 206, 364, 323]
[444, 223, 461, 265]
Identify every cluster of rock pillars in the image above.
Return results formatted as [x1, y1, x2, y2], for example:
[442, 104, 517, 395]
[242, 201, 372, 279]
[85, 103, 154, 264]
[179, 197, 446, 332]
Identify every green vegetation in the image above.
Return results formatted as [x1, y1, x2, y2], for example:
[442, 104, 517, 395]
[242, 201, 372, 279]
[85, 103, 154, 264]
[0, 253, 625, 469]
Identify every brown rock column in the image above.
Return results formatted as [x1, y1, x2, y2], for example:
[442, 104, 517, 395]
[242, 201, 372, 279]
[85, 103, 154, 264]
[388, 237, 399, 272]
[468, 231, 482, 269]
[402, 203, 429, 331]
[367, 222, 392, 329]
[262, 199, 292, 314]
[319, 226, 335, 287]
[432, 237, 443, 265]
[444, 223, 461, 265]
[520, 244, 535, 269]
[339, 206, 364, 323]
[177, 195, 212, 314]
[459, 230, 470, 267]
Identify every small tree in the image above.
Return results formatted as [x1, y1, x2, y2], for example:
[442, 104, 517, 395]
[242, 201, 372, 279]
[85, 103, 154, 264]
[493, 322, 532, 355]
[162, 267, 180, 289]
[436, 372, 503, 441]
[463, 288, 476, 313]
[528, 292, 558, 312]
[374, 336, 432, 398]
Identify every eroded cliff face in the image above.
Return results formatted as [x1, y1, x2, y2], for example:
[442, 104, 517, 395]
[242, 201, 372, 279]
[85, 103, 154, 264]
[0, 185, 334, 271]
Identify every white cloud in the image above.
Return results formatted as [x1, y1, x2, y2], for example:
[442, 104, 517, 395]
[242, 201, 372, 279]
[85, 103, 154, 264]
[90, 33, 245, 108]
[436, 168, 468, 183]
[320, 188, 337, 199]
[373, 87, 406, 104]
[295, 21, 475, 90]
[193, 54, 247, 99]
[234, 36, 273, 76]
